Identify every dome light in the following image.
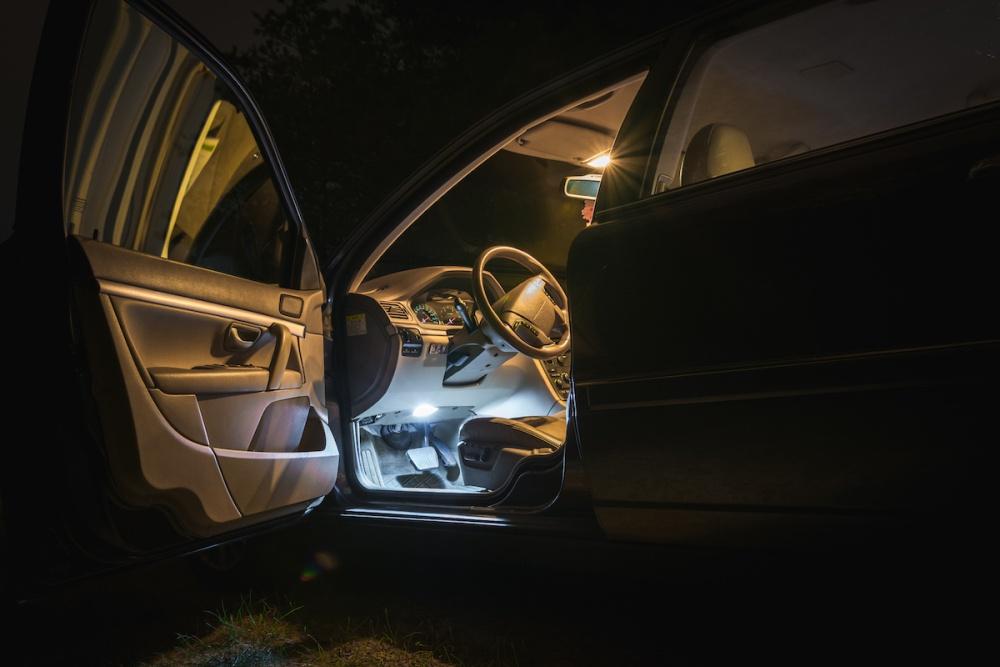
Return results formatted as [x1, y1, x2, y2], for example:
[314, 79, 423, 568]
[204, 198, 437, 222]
[412, 404, 438, 418]
[586, 154, 612, 169]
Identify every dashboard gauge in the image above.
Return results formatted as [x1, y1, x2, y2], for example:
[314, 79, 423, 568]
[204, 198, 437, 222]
[438, 304, 462, 326]
[412, 303, 440, 324]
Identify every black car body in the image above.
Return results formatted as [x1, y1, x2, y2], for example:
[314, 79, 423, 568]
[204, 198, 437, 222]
[2, 0, 997, 589]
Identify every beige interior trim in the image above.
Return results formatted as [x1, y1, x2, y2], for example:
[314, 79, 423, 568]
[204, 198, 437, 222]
[98, 279, 306, 337]
[97, 293, 244, 530]
[162, 99, 222, 257]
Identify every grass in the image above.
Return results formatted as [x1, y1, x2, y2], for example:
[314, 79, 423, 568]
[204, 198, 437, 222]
[143, 597, 306, 666]
[141, 596, 519, 667]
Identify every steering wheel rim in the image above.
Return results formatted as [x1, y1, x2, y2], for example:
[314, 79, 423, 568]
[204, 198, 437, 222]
[472, 246, 571, 359]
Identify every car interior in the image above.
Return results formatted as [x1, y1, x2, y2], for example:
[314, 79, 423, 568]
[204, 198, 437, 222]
[342, 76, 644, 497]
[338, 0, 1000, 501]
[57, 0, 648, 539]
[651, 0, 1000, 192]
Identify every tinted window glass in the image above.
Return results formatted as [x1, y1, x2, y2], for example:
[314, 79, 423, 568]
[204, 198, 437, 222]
[63, 0, 292, 284]
[649, 0, 1000, 194]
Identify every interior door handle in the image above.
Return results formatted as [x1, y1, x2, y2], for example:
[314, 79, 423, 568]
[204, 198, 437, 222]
[227, 323, 262, 350]
[267, 323, 292, 390]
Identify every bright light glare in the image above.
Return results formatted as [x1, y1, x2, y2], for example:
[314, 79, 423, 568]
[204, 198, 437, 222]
[412, 403, 438, 418]
[586, 154, 612, 168]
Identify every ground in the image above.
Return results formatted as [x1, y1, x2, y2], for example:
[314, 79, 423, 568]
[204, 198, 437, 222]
[9, 516, 988, 665]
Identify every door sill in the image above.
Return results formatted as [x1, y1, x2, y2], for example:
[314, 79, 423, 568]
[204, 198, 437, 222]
[329, 504, 600, 537]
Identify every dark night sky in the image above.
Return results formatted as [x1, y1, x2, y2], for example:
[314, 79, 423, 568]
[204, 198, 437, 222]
[165, 0, 304, 51]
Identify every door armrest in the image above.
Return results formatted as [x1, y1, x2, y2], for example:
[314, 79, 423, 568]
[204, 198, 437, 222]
[148, 365, 269, 395]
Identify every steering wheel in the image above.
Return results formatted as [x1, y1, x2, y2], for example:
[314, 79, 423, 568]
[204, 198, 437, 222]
[472, 246, 570, 360]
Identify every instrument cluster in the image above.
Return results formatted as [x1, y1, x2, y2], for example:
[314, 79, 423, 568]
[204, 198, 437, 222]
[410, 289, 473, 327]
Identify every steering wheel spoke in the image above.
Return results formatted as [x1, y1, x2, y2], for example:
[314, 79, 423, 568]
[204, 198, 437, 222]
[518, 320, 553, 346]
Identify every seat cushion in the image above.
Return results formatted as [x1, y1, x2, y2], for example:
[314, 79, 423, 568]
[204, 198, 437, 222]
[460, 413, 566, 451]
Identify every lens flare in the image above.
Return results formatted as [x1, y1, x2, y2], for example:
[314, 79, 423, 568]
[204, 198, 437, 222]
[586, 154, 612, 168]
[299, 550, 338, 582]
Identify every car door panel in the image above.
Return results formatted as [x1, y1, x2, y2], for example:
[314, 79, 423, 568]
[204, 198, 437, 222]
[0, 0, 338, 568]
[75, 236, 323, 332]
[71, 231, 336, 537]
[570, 108, 999, 546]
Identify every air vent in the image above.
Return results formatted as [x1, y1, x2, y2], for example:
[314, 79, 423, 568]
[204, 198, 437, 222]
[380, 301, 409, 320]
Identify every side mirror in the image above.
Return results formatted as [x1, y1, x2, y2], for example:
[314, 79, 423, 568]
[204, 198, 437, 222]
[563, 174, 602, 200]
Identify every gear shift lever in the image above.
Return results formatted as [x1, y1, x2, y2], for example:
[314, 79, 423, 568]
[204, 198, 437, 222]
[451, 295, 476, 332]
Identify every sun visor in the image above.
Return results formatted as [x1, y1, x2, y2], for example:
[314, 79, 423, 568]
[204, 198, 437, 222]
[505, 119, 614, 166]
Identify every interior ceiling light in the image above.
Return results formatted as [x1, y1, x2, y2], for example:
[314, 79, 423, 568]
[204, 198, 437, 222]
[586, 154, 612, 169]
[412, 403, 438, 418]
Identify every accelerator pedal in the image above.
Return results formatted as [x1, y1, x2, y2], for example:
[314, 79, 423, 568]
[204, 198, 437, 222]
[425, 425, 460, 481]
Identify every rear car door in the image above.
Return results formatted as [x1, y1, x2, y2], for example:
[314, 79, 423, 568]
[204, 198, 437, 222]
[569, 0, 999, 547]
[8, 0, 337, 547]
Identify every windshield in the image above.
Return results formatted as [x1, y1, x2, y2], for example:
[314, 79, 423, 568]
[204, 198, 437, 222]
[368, 150, 592, 281]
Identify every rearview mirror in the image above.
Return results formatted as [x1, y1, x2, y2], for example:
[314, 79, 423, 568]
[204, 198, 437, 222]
[563, 174, 602, 200]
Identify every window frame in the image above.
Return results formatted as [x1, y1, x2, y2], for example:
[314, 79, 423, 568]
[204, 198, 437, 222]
[621, 0, 1000, 209]
[637, 0, 826, 200]
[590, 1, 809, 214]
[65, 0, 316, 290]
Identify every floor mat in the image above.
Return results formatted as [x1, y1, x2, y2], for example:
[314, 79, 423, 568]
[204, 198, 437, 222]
[396, 472, 447, 489]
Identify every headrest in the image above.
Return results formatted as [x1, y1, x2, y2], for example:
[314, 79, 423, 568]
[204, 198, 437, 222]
[680, 124, 755, 186]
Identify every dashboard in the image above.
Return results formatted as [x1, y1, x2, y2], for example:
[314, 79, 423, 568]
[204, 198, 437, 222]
[407, 279, 570, 401]
[353, 266, 568, 418]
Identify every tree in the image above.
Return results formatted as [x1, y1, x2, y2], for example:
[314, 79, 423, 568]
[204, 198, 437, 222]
[232, 0, 695, 265]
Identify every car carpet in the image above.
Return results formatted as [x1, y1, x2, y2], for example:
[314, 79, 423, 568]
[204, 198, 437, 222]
[367, 431, 481, 492]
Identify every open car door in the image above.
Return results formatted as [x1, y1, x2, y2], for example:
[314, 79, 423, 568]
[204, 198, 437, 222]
[9, 0, 337, 549]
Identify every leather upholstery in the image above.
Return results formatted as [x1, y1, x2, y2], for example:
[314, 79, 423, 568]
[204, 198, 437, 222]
[680, 123, 755, 186]
[460, 412, 566, 451]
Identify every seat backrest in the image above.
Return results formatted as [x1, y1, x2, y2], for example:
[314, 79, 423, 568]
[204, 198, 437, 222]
[679, 123, 755, 186]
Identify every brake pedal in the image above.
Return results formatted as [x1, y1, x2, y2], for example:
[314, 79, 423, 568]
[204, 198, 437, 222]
[406, 446, 439, 471]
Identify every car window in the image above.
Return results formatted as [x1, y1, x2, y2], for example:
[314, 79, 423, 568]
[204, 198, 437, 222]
[364, 76, 645, 286]
[63, 0, 292, 285]
[367, 150, 591, 286]
[648, 0, 1000, 194]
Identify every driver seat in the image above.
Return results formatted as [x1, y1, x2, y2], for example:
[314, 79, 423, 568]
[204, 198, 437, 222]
[458, 412, 566, 489]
